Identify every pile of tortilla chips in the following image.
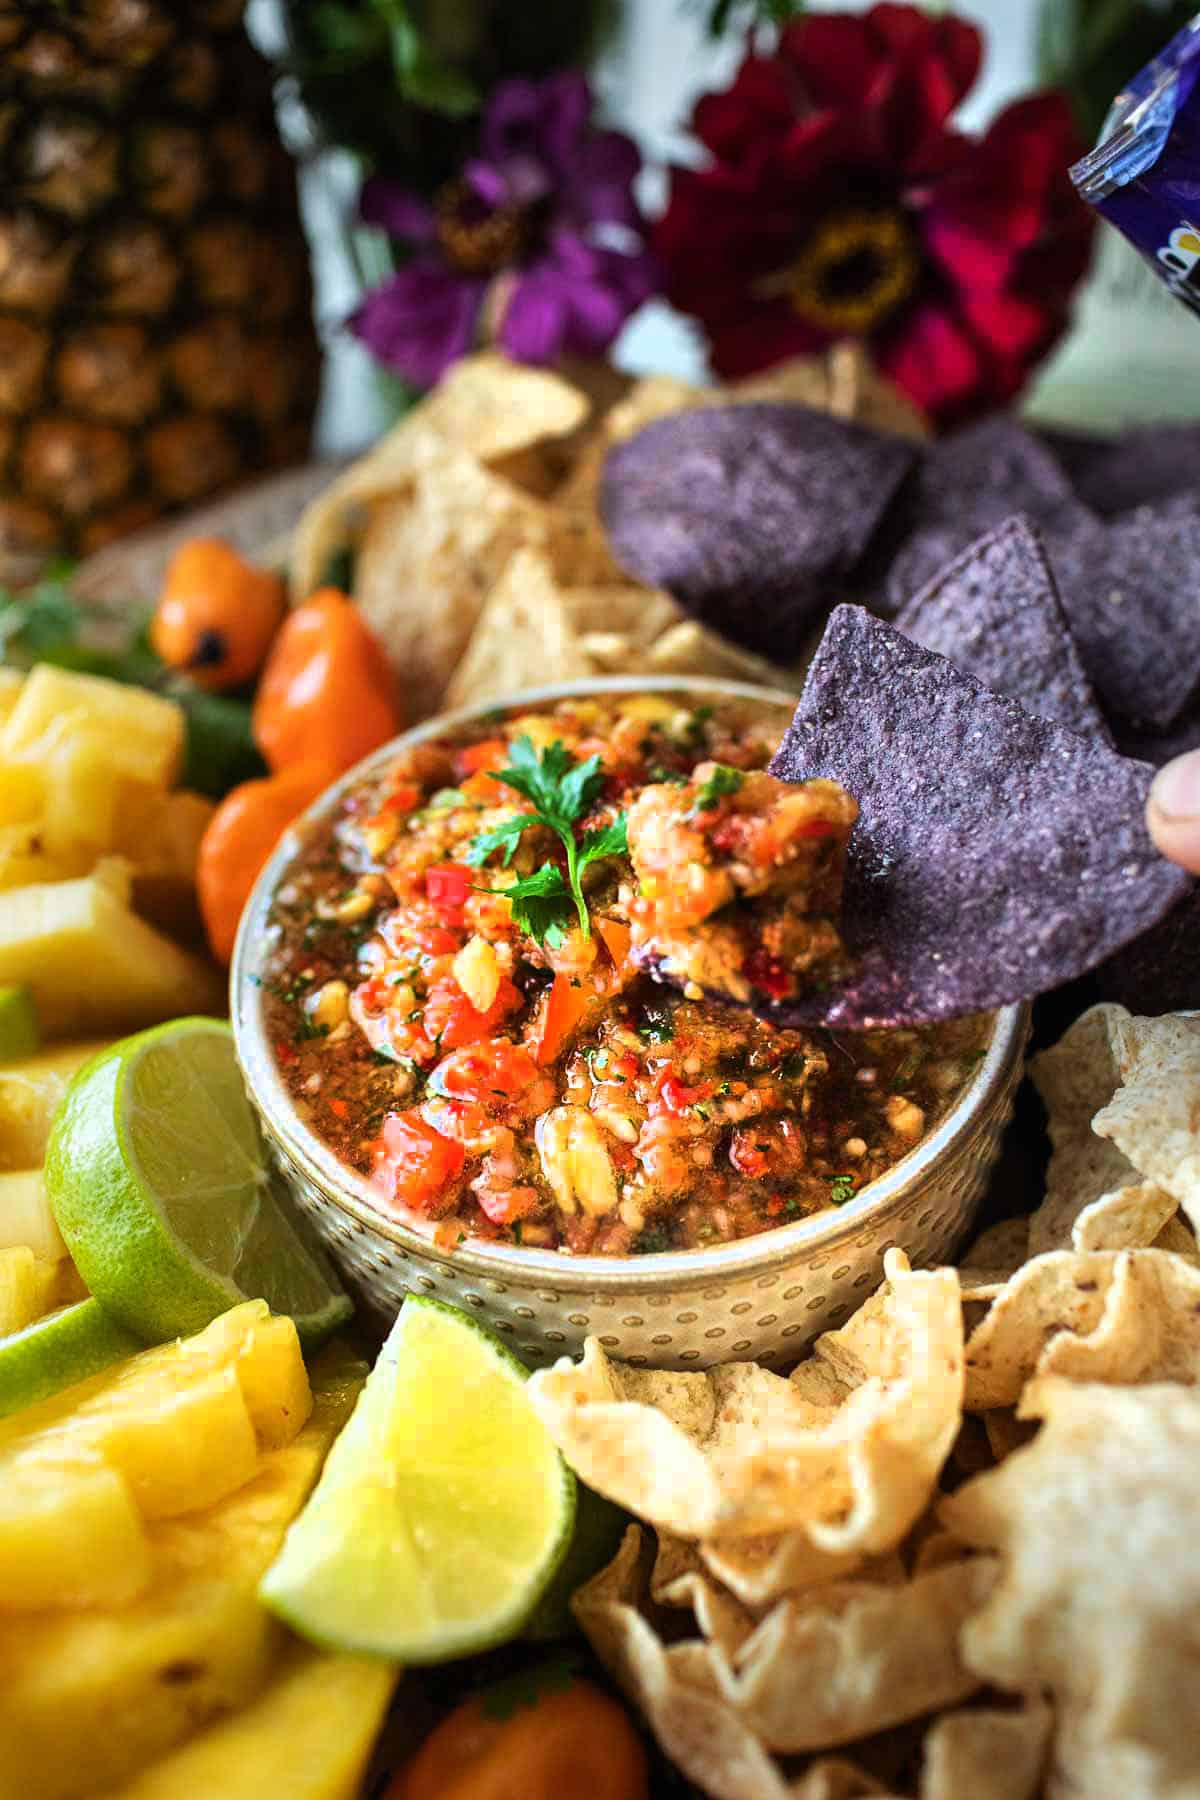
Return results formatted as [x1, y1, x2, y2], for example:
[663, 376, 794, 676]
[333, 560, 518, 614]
[527, 1004, 1200, 1800]
[288, 345, 926, 724]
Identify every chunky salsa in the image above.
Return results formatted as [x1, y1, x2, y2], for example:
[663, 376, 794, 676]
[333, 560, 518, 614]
[260, 694, 989, 1257]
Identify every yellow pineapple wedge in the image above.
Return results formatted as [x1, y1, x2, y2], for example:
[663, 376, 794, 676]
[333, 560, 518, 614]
[0, 1039, 114, 1169]
[0, 1450, 152, 1613]
[0, 1169, 67, 1261]
[0, 1244, 58, 1335]
[111, 1644, 399, 1800]
[0, 864, 223, 1036]
[0, 1341, 366, 1800]
[0, 1303, 312, 1516]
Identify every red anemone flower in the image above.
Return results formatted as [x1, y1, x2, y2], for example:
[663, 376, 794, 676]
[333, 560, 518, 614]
[656, 5, 1095, 427]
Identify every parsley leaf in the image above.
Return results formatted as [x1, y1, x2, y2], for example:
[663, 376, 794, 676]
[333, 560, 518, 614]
[504, 864, 574, 949]
[467, 737, 627, 945]
[464, 813, 532, 868]
[479, 1651, 584, 1721]
[693, 763, 744, 811]
[578, 816, 628, 863]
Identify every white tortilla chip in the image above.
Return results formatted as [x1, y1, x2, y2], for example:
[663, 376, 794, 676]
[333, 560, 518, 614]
[919, 1701, 1050, 1800]
[712, 1558, 994, 1753]
[443, 548, 592, 711]
[353, 449, 555, 715]
[964, 1247, 1200, 1410]
[943, 1378, 1200, 1799]
[1026, 1004, 1172, 1255]
[1092, 1011, 1200, 1237]
[530, 1251, 962, 1551]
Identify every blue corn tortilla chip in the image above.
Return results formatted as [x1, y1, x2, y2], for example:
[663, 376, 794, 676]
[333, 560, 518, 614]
[764, 606, 1192, 1030]
[1050, 421, 1200, 517]
[599, 403, 917, 659]
[893, 514, 1110, 743]
[1043, 493, 1200, 733]
[879, 417, 1093, 613]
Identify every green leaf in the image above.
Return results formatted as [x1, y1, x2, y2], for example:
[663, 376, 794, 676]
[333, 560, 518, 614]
[578, 815, 628, 866]
[504, 864, 574, 949]
[480, 1651, 584, 1721]
[172, 688, 267, 798]
[693, 764, 744, 811]
[465, 813, 534, 868]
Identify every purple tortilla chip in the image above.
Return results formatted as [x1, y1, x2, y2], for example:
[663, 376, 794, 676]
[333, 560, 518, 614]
[1055, 422, 1200, 517]
[1046, 493, 1200, 732]
[765, 606, 1191, 1030]
[881, 417, 1093, 612]
[599, 404, 917, 658]
[894, 514, 1110, 743]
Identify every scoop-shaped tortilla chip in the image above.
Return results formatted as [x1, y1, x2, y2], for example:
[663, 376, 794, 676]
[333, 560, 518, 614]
[600, 405, 917, 659]
[1092, 1011, 1200, 1236]
[529, 1250, 962, 1550]
[964, 1247, 1200, 1409]
[766, 608, 1192, 1029]
[893, 514, 1108, 742]
[943, 1378, 1200, 1800]
[919, 1702, 1050, 1800]
[1027, 1004, 1180, 1255]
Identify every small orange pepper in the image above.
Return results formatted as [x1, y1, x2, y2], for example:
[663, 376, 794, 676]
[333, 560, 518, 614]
[252, 587, 402, 777]
[390, 1677, 649, 1800]
[150, 538, 286, 691]
[197, 760, 338, 964]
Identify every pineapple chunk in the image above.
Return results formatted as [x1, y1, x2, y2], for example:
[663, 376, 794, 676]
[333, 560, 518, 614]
[0, 669, 23, 731]
[0, 869, 223, 1037]
[0, 1449, 151, 1613]
[0, 1039, 112, 1168]
[0, 1345, 366, 1800]
[1, 667, 184, 791]
[61, 1364, 260, 1522]
[0, 823, 92, 894]
[175, 1301, 312, 1451]
[0, 1171, 67, 1261]
[120, 787, 216, 939]
[114, 1644, 399, 1800]
[0, 1245, 58, 1336]
[0, 760, 44, 830]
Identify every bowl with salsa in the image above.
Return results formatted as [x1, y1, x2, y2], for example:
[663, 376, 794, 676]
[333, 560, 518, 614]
[232, 678, 1027, 1367]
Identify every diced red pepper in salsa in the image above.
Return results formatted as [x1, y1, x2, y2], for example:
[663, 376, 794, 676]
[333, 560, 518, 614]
[425, 864, 471, 913]
[424, 976, 521, 1049]
[432, 1038, 542, 1102]
[375, 1110, 464, 1213]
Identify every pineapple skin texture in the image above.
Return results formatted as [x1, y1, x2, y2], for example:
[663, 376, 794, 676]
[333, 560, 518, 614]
[0, 1337, 365, 1800]
[0, 1, 320, 580]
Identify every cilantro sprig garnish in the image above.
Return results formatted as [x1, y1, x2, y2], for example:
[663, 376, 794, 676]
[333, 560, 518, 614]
[465, 736, 628, 947]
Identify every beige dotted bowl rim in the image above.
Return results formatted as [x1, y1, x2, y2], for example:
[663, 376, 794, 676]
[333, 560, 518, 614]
[231, 674, 1030, 1297]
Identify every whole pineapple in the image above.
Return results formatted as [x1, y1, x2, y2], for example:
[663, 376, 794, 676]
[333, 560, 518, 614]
[0, 0, 320, 582]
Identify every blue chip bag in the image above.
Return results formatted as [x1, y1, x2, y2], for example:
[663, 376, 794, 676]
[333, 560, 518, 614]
[1072, 15, 1200, 316]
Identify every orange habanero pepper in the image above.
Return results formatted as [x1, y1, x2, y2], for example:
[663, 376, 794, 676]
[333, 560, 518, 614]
[197, 761, 337, 964]
[252, 587, 402, 777]
[390, 1678, 649, 1800]
[151, 538, 286, 692]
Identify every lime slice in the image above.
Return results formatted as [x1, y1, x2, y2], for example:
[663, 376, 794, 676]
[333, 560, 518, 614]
[0, 985, 39, 1061]
[44, 1018, 351, 1350]
[0, 1297, 137, 1419]
[524, 1482, 629, 1641]
[260, 1296, 576, 1662]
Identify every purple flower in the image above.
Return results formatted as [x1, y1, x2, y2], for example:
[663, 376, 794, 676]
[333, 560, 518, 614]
[352, 72, 659, 385]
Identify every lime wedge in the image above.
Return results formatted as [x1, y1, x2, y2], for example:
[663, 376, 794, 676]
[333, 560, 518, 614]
[44, 1018, 351, 1350]
[0, 1297, 137, 1419]
[0, 986, 39, 1061]
[260, 1296, 576, 1662]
